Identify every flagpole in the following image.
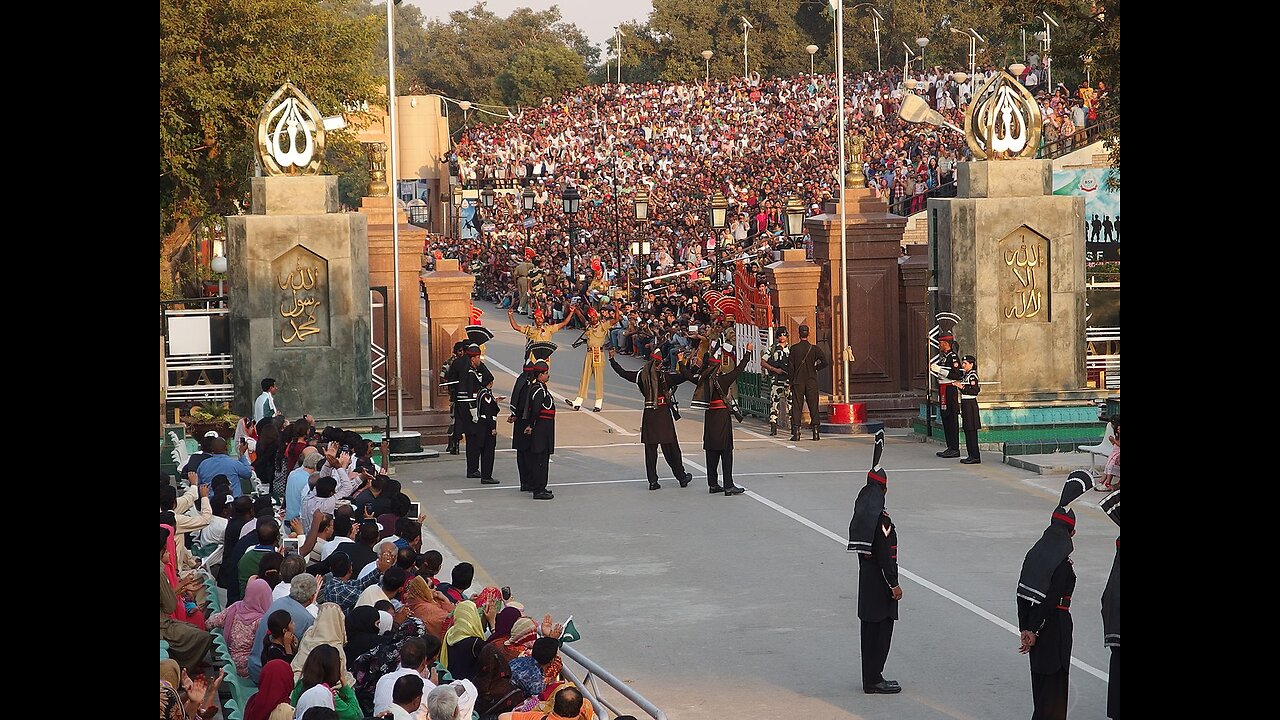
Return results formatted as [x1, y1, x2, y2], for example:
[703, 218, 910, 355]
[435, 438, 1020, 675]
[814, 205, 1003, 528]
[836, 0, 850, 403]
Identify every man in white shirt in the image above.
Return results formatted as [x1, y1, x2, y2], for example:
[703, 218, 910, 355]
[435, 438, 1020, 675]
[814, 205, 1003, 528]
[385, 674, 427, 720]
[359, 540, 400, 582]
[254, 377, 279, 421]
[374, 637, 442, 718]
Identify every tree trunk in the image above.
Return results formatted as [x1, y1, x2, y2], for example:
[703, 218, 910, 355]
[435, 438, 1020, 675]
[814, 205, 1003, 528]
[161, 218, 196, 300]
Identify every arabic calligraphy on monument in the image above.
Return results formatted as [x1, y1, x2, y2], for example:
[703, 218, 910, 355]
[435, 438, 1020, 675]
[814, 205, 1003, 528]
[964, 71, 1042, 161]
[256, 82, 327, 176]
[273, 246, 331, 347]
[998, 228, 1050, 322]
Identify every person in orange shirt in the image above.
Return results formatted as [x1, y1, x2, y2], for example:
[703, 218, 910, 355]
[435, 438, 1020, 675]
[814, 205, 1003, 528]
[498, 686, 595, 720]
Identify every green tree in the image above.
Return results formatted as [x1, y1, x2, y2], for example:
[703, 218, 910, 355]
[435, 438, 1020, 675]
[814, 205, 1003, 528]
[497, 45, 590, 107]
[159, 0, 382, 297]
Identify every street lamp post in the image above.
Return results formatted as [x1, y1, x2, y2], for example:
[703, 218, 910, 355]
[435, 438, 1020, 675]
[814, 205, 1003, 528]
[1041, 12, 1059, 90]
[709, 190, 728, 282]
[784, 195, 805, 250]
[562, 185, 581, 297]
[903, 42, 915, 82]
[806, 44, 818, 76]
[522, 186, 536, 249]
[614, 26, 624, 84]
[702, 50, 713, 82]
[950, 27, 985, 84]
[741, 17, 754, 79]
[630, 239, 651, 290]
[451, 185, 462, 239]
[634, 189, 649, 298]
[386, 0, 406, 435]
[1083, 54, 1093, 86]
[916, 36, 929, 68]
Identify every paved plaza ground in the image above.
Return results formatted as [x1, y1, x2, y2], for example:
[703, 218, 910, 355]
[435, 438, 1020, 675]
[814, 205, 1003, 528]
[397, 302, 1112, 720]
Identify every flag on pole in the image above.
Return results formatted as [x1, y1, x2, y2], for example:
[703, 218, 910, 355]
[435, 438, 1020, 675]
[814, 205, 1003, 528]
[559, 616, 581, 643]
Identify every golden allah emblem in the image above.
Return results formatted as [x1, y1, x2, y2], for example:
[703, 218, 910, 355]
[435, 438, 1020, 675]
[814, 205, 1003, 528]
[963, 72, 1042, 160]
[256, 82, 327, 176]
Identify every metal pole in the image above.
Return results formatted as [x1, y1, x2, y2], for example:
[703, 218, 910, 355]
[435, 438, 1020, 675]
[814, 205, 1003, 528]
[1022, 29, 1026, 62]
[386, 0, 405, 434]
[1044, 22, 1051, 90]
[616, 28, 623, 84]
[744, 29, 749, 79]
[874, 16, 881, 73]
[837, 1, 849, 403]
[705, 56, 710, 82]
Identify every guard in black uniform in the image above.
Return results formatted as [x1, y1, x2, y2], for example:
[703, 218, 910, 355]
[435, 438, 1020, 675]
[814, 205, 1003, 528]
[461, 327, 496, 482]
[929, 331, 963, 458]
[522, 344, 557, 500]
[848, 430, 903, 694]
[690, 343, 753, 495]
[509, 342, 555, 493]
[440, 341, 467, 454]
[1100, 489, 1120, 720]
[1017, 471, 1092, 720]
[608, 345, 694, 491]
[788, 324, 828, 442]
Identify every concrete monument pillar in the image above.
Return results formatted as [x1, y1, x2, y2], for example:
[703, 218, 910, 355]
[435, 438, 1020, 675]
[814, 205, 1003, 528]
[419, 260, 475, 411]
[361, 196, 428, 415]
[227, 175, 372, 419]
[765, 249, 821, 341]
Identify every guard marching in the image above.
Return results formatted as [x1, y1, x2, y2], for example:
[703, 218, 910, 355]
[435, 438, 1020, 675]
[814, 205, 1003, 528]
[440, 341, 468, 455]
[1100, 489, 1120, 720]
[690, 342, 753, 495]
[509, 342, 556, 493]
[609, 345, 695, 491]
[848, 430, 903, 694]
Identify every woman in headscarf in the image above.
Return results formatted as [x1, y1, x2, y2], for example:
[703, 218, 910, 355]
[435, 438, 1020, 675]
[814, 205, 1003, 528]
[342, 606, 382, 667]
[161, 659, 224, 720]
[498, 617, 538, 663]
[403, 575, 455, 640]
[291, 603, 350, 685]
[161, 523, 207, 630]
[289, 644, 362, 720]
[486, 606, 522, 646]
[244, 658, 295, 720]
[207, 577, 272, 677]
[351, 616, 428, 716]
[161, 528, 213, 672]
[160, 659, 187, 720]
[441, 599, 493, 681]
[473, 641, 525, 719]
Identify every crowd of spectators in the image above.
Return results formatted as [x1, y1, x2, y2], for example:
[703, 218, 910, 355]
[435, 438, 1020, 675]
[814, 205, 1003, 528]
[427, 65, 1108, 324]
[162, 416, 585, 720]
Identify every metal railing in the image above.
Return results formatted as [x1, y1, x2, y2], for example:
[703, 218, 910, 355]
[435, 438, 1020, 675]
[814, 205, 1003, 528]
[406, 205, 431, 228]
[558, 643, 668, 720]
[161, 297, 233, 406]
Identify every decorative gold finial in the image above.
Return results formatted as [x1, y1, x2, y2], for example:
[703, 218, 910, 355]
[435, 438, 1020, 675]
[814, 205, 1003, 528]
[963, 71, 1043, 160]
[844, 131, 866, 189]
[256, 82, 328, 176]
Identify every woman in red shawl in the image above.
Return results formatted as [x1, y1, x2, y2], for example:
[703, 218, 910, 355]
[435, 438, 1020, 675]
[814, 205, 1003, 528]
[162, 523, 206, 630]
[243, 658, 295, 720]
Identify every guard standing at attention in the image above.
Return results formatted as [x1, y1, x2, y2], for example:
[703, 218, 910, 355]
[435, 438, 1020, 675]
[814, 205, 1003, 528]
[848, 430, 903, 694]
[690, 342, 753, 495]
[462, 326, 497, 484]
[509, 341, 556, 493]
[522, 344, 557, 500]
[571, 306, 613, 412]
[788, 324, 828, 441]
[1016, 471, 1092, 720]
[1100, 488, 1121, 720]
[760, 328, 792, 437]
[609, 345, 695, 491]
[929, 331, 963, 458]
[441, 341, 469, 455]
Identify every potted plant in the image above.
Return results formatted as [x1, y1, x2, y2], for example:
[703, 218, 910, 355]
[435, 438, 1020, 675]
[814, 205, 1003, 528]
[184, 402, 240, 440]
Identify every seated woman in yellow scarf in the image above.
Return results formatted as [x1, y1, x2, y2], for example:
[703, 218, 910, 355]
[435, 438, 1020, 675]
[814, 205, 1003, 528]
[441, 599, 497, 682]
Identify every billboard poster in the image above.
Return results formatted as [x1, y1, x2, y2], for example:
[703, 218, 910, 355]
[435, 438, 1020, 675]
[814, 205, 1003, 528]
[1052, 168, 1120, 262]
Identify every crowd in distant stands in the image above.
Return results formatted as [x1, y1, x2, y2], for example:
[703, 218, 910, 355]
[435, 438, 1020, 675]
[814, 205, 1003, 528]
[162, 405, 592, 720]
[424, 63, 1108, 325]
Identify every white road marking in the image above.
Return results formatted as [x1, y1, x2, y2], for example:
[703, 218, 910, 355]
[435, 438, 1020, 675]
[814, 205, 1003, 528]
[443, 489, 463, 495]
[483, 355, 636, 436]
[737, 425, 810, 452]
[742, 489, 1109, 682]
[448, 466, 953, 492]
[453, 499, 473, 504]
[412, 480, 423, 484]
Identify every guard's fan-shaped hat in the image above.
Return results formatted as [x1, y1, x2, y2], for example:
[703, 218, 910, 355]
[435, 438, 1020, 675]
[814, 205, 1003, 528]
[1059, 470, 1094, 507]
[466, 325, 494, 346]
[528, 342, 557, 365]
[1100, 488, 1120, 527]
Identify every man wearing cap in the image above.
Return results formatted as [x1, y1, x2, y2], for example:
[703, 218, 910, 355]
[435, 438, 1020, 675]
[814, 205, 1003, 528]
[441, 342, 468, 455]
[466, 376, 501, 485]
[848, 430, 903, 694]
[456, 342, 492, 468]
[509, 307, 573, 363]
[928, 332, 963, 458]
[1017, 472, 1091, 720]
[1100, 489, 1120, 720]
[760, 328, 792, 437]
[609, 345, 695, 491]
[691, 342, 753, 495]
[522, 346, 557, 500]
[788, 324, 828, 442]
[509, 345, 550, 493]
[570, 305, 613, 412]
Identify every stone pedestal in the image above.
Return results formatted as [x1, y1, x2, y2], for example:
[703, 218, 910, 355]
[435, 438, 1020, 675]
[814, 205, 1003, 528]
[361, 196, 428, 415]
[918, 159, 1106, 449]
[228, 176, 372, 420]
[807, 187, 908, 399]
[420, 260, 476, 411]
[765, 249, 821, 342]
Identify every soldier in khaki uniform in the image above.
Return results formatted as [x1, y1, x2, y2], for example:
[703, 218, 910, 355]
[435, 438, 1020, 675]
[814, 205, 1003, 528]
[571, 306, 614, 412]
[509, 307, 572, 364]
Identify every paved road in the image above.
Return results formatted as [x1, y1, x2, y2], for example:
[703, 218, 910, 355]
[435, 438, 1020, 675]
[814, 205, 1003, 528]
[399, 301, 1113, 720]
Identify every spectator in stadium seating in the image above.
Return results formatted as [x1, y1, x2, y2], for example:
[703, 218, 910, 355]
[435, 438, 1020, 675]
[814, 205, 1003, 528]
[436, 562, 475, 604]
[208, 576, 273, 677]
[261, 609, 299, 669]
[250, 572, 318, 683]
[240, 518, 282, 596]
[374, 636, 443, 717]
[405, 575, 456, 640]
[498, 685, 592, 720]
[160, 527, 214, 671]
[441, 599, 499, 681]
[291, 644, 360, 719]
[244, 658, 295, 720]
[197, 437, 254, 495]
[322, 551, 385, 614]
[292, 602, 352, 683]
